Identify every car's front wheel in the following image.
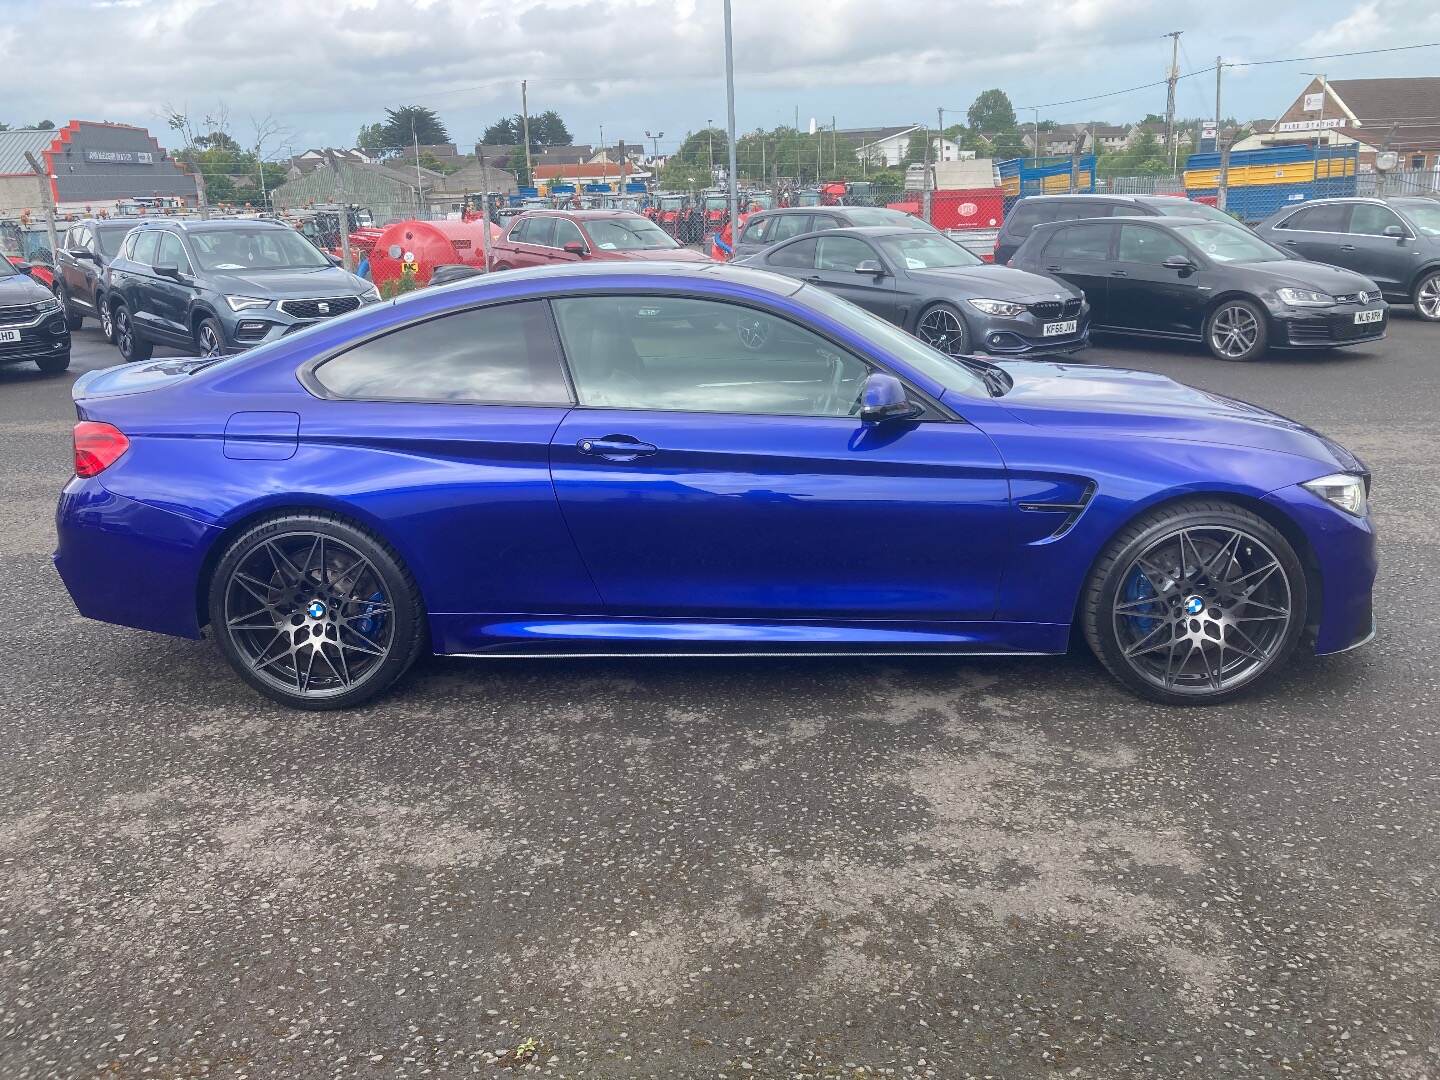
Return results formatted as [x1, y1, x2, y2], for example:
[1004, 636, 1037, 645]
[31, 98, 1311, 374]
[208, 513, 426, 710]
[1083, 499, 1308, 705]
[112, 302, 153, 363]
[916, 303, 972, 356]
[1413, 269, 1440, 322]
[195, 315, 226, 358]
[1205, 299, 1268, 361]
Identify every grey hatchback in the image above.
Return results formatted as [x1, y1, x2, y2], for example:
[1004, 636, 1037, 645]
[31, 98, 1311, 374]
[730, 206, 940, 262]
[1254, 197, 1440, 321]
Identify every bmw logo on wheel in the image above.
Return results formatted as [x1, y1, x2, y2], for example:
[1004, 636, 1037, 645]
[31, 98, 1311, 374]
[1184, 595, 1205, 616]
[307, 600, 327, 619]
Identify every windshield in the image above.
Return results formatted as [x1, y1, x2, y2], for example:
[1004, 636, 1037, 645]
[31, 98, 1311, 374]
[748, 194, 773, 209]
[842, 207, 937, 231]
[189, 227, 331, 272]
[659, 197, 685, 209]
[1173, 222, 1288, 263]
[585, 217, 679, 251]
[1399, 201, 1440, 236]
[798, 285, 988, 398]
[705, 196, 727, 210]
[95, 227, 131, 257]
[880, 232, 981, 269]
[1152, 199, 1238, 224]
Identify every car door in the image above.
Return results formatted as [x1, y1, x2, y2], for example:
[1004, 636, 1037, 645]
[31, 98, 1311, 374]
[809, 234, 898, 320]
[512, 216, 556, 268]
[1031, 222, 1116, 326]
[732, 213, 772, 259]
[546, 292, 1012, 622]
[1106, 223, 1210, 337]
[1269, 202, 1351, 263]
[1343, 203, 1413, 294]
[61, 226, 97, 310]
[549, 218, 587, 265]
[764, 213, 814, 248]
[123, 229, 167, 338]
[149, 231, 197, 343]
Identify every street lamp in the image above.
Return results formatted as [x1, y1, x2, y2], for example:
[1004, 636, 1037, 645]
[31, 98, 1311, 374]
[1302, 72, 1329, 183]
[645, 130, 664, 190]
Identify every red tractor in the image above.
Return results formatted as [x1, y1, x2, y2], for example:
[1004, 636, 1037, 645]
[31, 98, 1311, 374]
[652, 193, 689, 240]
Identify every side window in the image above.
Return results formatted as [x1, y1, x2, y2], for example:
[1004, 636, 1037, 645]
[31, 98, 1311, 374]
[1281, 204, 1349, 232]
[741, 216, 769, 243]
[810, 215, 840, 232]
[1116, 224, 1190, 265]
[766, 236, 819, 269]
[766, 214, 812, 243]
[64, 226, 80, 251]
[1006, 201, 1056, 236]
[80, 227, 98, 253]
[553, 219, 585, 249]
[131, 230, 161, 267]
[1042, 224, 1114, 260]
[157, 232, 192, 273]
[1348, 204, 1405, 236]
[815, 235, 880, 271]
[1055, 202, 1115, 221]
[313, 300, 571, 405]
[507, 218, 530, 243]
[526, 217, 557, 247]
[552, 295, 871, 418]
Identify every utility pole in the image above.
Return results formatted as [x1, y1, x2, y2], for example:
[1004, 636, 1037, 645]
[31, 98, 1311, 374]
[1032, 107, 1040, 165]
[1303, 72, 1329, 184]
[832, 116, 837, 176]
[1215, 56, 1230, 212]
[23, 152, 60, 276]
[707, 119, 714, 180]
[476, 143, 493, 271]
[618, 138, 627, 193]
[937, 107, 945, 165]
[520, 80, 533, 188]
[722, 0, 740, 240]
[193, 161, 210, 219]
[1164, 30, 1183, 173]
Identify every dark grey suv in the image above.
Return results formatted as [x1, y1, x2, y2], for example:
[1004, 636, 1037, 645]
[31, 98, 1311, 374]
[731, 206, 940, 261]
[104, 219, 381, 362]
[1254, 197, 1440, 321]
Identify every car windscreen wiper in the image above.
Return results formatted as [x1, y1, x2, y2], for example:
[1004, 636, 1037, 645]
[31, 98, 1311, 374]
[951, 355, 1012, 397]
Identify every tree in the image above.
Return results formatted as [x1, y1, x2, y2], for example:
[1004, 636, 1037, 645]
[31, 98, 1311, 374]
[357, 122, 390, 156]
[481, 116, 522, 145]
[531, 110, 572, 147]
[967, 89, 1017, 134]
[660, 158, 714, 190]
[901, 128, 931, 168]
[379, 106, 449, 151]
[35, 120, 54, 130]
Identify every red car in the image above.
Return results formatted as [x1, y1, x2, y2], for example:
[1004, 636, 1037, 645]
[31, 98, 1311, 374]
[488, 210, 711, 271]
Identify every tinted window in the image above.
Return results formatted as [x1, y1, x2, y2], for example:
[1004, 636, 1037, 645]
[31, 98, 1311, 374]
[552, 295, 871, 417]
[63, 226, 81, 250]
[1005, 201, 1057, 236]
[839, 207, 936, 231]
[1116, 224, 1191, 265]
[1281, 204, 1349, 232]
[95, 226, 130, 257]
[815, 235, 879, 271]
[507, 218, 530, 242]
[526, 217, 557, 247]
[157, 232, 192, 274]
[741, 216, 769, 243]
[1043, 224, 1113, 260]
[767, 237, 819, 268]
[810, 215, 840, 232]
[1348, 204, 1406, 236]
[1053, 202, 1116, 222]
[553, 218, 585, 249]
[189, 227, 329, 271]
[767, 214, 812, 243]
[131, 230, 161, 266]
[314, 301, 571, 405]
[1151, 199, 1237, 224]
[1173, 223, 1287, 263]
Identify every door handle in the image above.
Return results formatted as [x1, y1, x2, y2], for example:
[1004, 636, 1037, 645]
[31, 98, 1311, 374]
[576, 435, 659, 460]
[1110, 269, 1128, 277]
[1339, 245, 1357, 252]
[1045, 264, 1063, 272]
[1283, 240, 1299, 246]
[804, 275, 823, 283]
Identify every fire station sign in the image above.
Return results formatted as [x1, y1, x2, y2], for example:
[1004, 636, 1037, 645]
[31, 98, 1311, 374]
[1276, 117, 1344, 132]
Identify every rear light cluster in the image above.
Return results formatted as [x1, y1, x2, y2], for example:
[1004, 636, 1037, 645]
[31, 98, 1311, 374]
[73, 421, 129, 478]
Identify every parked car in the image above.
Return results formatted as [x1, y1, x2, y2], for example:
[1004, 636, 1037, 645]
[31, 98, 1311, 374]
[55, 218, 137, 341]
[104, 219, 381, 362]
[0, 256, 70, 373]
[994, 194, 1241, 265]
[1010, 215, 1387, 361]
[738, 226, 1088, 356]
[57, 262, 1374, 710]
[731, 206, 941, 262]
[488, 210, 712, 271]
[428, 263, 485, 287]
[1254, 197, 1440, 321]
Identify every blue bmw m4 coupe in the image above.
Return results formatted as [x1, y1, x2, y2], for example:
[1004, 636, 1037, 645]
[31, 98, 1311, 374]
[55, 263, 1376, 710]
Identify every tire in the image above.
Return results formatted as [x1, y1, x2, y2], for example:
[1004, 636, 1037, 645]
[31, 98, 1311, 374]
[1413, 269, 1440, 322]
[56, 284, 84, 331]
[97, 293, 116, 343]
[1204, 298, 1268, 361]
[194, 315, 226, 358]
[207, 513, 426, 711]
[915, 302, 973, 357]
[112, 302, 153, 363]
[35, 350, 71, 375]
[1083, 499, 1308, 706]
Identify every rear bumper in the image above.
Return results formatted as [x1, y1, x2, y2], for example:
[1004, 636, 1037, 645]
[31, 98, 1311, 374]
[54, 478, 216, 639]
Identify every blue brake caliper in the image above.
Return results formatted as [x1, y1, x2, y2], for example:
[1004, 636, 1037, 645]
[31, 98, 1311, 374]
[357, 591, 387, 638]
[1124, 569, 1159, 637]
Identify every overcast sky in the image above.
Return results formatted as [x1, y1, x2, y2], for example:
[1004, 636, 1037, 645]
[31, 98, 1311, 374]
[2, 0, 1438, 157]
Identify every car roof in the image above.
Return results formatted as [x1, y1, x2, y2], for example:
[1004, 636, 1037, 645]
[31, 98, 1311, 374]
[524, 209, 644, 218]
[424, 260, 803, 297]
[772, 224, 926, 239]
[136, 217, 292, 231]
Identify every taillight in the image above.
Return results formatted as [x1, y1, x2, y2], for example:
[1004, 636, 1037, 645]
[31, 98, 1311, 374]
[73, 421, 129, 478]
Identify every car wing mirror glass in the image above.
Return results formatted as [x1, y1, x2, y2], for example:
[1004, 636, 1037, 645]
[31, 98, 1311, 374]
[854, 259, 885, 275]
[858, 372, 920, 423]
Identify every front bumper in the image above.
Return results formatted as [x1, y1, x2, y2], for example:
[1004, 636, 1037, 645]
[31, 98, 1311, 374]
[1268, 304, 1388, 348]
[219, 295, 372, 352]
[971, 308, 1091, 356]
[0, 312, 70, 366]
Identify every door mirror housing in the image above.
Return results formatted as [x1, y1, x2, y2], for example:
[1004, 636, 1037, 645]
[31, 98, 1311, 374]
[1383, 224, 1406, 239]
[853, 259, 885, 276]
[326, 253, 343, 267]
[858, 372, 921, 423]
[1162, 254, 1195, 272]
[67, 248, 94, 261]
[563, 240, 588, 256]
[152, 263, 182, 280]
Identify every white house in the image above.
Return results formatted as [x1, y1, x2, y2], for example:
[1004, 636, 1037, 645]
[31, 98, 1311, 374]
[838, 125, 959, 167]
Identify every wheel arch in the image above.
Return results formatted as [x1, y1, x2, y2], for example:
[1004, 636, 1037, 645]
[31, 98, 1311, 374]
[189, 302, 225, 340]
[1405, 261, 1440, 295]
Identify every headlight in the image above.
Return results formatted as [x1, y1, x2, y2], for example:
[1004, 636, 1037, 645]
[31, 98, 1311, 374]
[1276, 287, 1336, 307]
[360, 283, 381, 303]
[225, 295, 271, 312]
[1302, 472, 1368, 517]
[967, 297, 1027, 317]
[37, 295, 61, 314]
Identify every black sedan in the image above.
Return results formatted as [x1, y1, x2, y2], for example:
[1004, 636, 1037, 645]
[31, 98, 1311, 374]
[737, 226, 1089, 357]
[1010, 215, 1387, 361]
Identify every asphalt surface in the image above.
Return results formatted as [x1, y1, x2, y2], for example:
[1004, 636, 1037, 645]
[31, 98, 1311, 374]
[1, 313, 1437, 1079]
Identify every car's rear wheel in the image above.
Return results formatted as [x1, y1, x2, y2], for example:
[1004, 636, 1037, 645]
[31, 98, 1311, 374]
[916, 303, 973, 356]
[1083, 499, 1307, 705]
[208, 514, 426, 710]
[1413, 269, 1440, 322]
[1205, 299, 1268, 361]
[113, 302, 153, 363]
[98, 292, 116, 342]
[195, 315, 225, 358]
[56, 283, 85, 331]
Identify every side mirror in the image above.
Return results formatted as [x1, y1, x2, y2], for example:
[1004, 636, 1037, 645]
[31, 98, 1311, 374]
[326, 253, 343, 266]
[152, 263, 181, 279]
[1383, 224, 1406, 239]
[859, 372, 920, 424]
[67, 248, 94, 261]
[853, 259, 885, 276]
[563, 240, 588, 257]
[11, 261, 34, 279]
[1162, 254, 1195, 272]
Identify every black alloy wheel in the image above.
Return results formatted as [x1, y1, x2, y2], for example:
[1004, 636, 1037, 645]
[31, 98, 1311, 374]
[916, 303, 973, 357]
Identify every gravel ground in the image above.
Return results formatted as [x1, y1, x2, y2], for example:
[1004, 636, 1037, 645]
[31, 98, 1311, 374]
[1, 313, 1436, 1079]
